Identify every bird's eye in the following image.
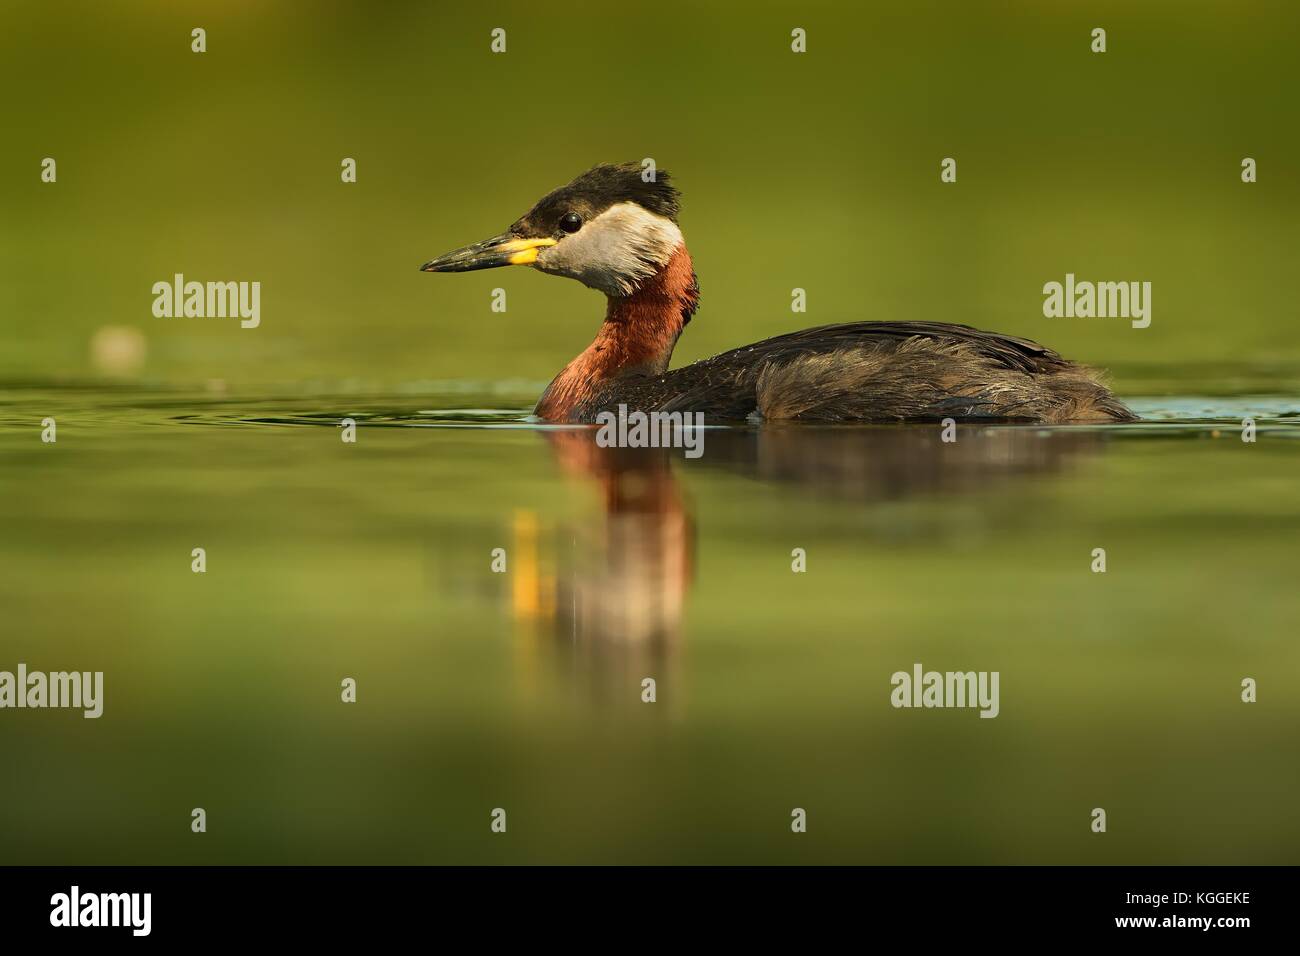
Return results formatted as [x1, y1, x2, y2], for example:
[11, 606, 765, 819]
[559, 212, 582, 234]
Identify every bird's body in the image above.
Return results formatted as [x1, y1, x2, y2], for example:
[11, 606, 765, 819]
[423, 164, 1137, 425]
[553, 320, 1134, 424]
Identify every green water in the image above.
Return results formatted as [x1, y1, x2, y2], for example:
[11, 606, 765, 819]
[1, 386, 1297, 864]
[3, 0, 1299, 864]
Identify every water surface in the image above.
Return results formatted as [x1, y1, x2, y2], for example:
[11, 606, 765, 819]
[2, 383, 1297, 864]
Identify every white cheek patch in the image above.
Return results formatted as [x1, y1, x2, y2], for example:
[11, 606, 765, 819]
[536, 202, 683, 296]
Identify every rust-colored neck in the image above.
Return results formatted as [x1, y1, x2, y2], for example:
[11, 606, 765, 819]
[535, 244, 698, 422]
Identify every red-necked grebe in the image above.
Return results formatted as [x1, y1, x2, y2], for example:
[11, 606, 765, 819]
[420, 163, 1136, 424]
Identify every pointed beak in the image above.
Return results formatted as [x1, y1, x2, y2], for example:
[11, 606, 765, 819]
[419, 233, 557, 273]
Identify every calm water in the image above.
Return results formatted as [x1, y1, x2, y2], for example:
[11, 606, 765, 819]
[1, 383, 1298, 864]
[5, 0, 1299, 867]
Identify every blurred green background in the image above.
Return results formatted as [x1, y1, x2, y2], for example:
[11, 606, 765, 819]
[1, 0, 1298, 388]
[2, 2, 1298, 866]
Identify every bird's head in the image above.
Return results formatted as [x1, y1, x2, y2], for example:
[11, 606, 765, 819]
[420, 162, 684, 297]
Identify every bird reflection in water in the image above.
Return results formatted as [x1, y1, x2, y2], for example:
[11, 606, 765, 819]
[508, 430, 692, 708]
[504, 425, 1111, 703]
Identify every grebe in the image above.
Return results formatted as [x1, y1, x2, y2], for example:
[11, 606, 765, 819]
[421, 163, 1136, 424]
